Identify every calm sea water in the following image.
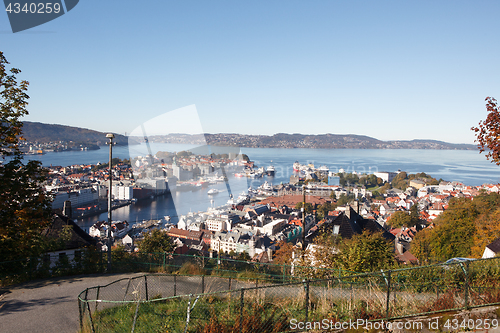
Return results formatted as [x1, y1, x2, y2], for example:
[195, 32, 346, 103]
[23, 144, 500, 229]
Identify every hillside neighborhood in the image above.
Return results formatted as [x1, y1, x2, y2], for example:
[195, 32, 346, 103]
[39, 153, 500, 271]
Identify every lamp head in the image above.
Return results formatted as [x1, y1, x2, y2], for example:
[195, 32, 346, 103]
[106, 133, 115, 139]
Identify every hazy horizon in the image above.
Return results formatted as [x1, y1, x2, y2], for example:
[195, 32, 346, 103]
[3, 1, 500, 145]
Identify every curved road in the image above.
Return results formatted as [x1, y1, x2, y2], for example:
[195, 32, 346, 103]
[0, 273, 266, 333]
[0, 273, 144, 333]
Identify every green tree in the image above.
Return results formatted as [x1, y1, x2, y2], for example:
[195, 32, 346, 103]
[316, 201, 336, 220]
[379, 182, 391, 194]
[429, 199, 476, 260]
[336, 193, 355, 206]
[336, 231, 395, 272]
[360, 174, 383, 187]
[0, 51, 53, 261]
[370, 190, 384, 200]
[391, 172, 408, 190]
[295, 202, 314, 214]
[138, 229, 175, 253]
[411, 193, 500, 263]
[409, 204, 420, 226]
[177, 150, 193, 158]
[388, 211, 411, 228]
[411, 227, 433, 264]
[236, 251, 251, 261]
[339, 173, 360, 187]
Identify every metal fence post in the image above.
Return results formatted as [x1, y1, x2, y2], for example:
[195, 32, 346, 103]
[464, 261, 470, 310]
[85, 289, 95, 333]
[95, 286, 100, 311]
[304, 279, 310, 322]
[240, 289, 244, 333]
[283, 264, 285, 284]
[145, 275, 149, 301]
[78, 297, 83, 331]
[386, 270, 391, 319]
[98, 250, 102, 273]
[174, 275, 177, 297]
[28, 257, 33, 280]
[131, 301, 141, 333]
[123, 278, 132, 301]
[350, 282, 353, 311]
[229, 277, 232, 290]
[202, 275, 205, 294]
[163, 252, 166, 271]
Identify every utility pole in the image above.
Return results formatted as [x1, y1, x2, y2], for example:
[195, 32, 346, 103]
[106, 133, 115, 271]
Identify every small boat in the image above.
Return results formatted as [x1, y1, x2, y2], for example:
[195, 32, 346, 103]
[267, 165, 275, 177]
[259, 181, 273, 192]
[317, 165, 329, 173]
[208, 188, 219, 195]
[164, 215, 171, 221]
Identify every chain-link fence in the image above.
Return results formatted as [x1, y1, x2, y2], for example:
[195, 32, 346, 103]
[0, 250, 357, 287]
[78, 257, 500, 333]
[78, 274, 292, 333]
[109, 252, 359, 283]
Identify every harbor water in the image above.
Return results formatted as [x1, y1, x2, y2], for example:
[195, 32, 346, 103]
[23, 144, 500, 230]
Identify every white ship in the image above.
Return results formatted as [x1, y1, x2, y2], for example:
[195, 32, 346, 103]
[267, 165, 275, 177]
[207, 188, 219, 195]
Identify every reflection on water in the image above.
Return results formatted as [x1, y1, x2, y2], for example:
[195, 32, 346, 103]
[77, 176, 258, 230]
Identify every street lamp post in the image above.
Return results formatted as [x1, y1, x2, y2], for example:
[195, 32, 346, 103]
[106, 133, 115, 271]
[302, 185, 308, 256]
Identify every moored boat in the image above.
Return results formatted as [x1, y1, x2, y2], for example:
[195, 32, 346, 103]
[267, 165, 275, 177]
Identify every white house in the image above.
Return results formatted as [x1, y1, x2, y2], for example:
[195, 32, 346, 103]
[483, 237, 500, 258]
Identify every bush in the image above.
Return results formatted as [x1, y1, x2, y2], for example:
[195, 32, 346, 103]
[179, 261, 205, 275]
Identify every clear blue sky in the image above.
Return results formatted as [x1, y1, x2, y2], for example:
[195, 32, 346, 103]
[2, 1, 500, 144]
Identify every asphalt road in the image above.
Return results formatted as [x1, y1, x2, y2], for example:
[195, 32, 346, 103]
[0, 273, 144, 333]
[0, 274, 264, 333]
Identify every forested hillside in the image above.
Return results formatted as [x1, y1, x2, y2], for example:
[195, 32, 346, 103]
[22, 121, 129, 145]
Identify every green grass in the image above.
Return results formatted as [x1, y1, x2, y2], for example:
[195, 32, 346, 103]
[79, 259, 500, 332]
[84, 294, 291, 333]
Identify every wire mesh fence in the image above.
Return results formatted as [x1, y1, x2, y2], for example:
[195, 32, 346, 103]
[78, 257, 500, 333]
[0, 250, 357, 287]
[78, 274, 290, 333]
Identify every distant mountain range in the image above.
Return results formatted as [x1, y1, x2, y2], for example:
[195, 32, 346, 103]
[203, 133, 477, 150]
[22, 121, 129, 145]
[21, 122, 476, 150]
